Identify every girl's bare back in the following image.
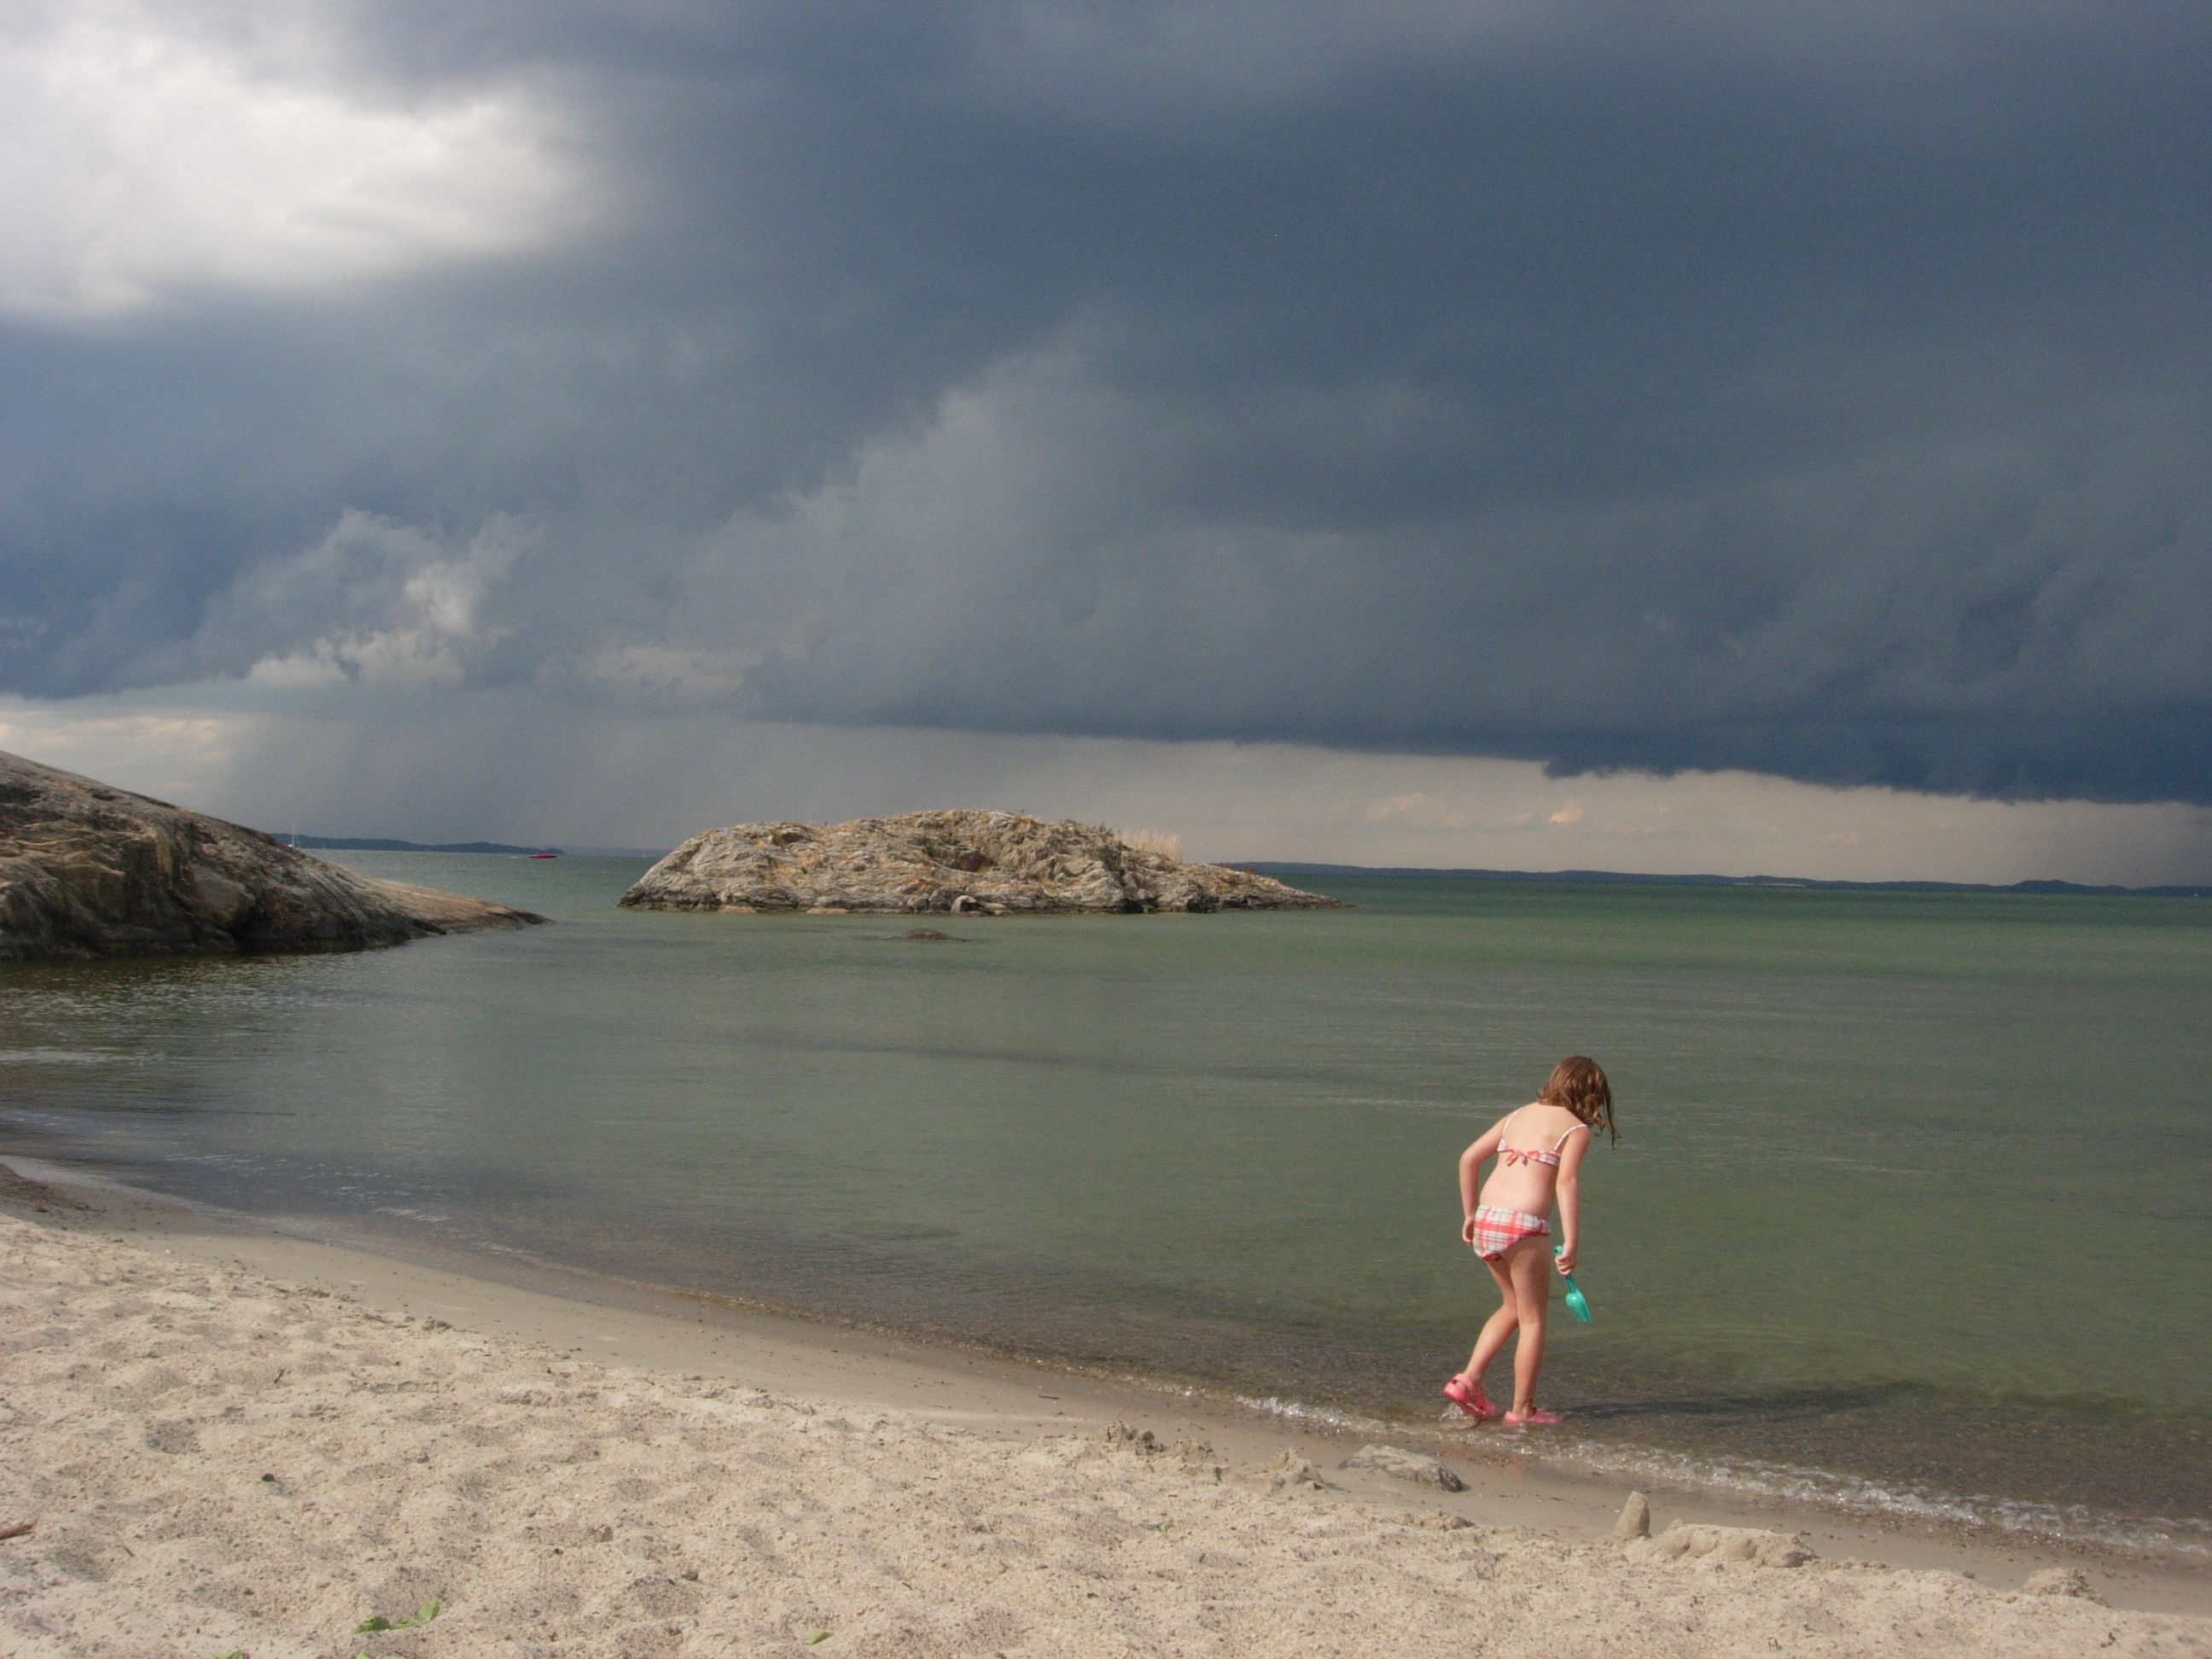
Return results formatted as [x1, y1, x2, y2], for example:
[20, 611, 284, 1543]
[1478, 1100, 1587, 1215]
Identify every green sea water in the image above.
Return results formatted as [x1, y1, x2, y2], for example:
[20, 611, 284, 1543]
[3, 855, 2208, 1553]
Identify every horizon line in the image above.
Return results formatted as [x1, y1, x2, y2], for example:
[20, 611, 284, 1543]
[1244, 862, 2212, 899]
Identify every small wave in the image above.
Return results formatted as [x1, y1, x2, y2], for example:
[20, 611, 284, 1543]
[1234, 1394, 1396, 1438]
[160, 1153, 264, 1170]
[0, 1048, 133, 1065]
[1541, 1433, 2211, 1559]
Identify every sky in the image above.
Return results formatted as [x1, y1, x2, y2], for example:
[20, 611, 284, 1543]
[4, 2, 2209, 880]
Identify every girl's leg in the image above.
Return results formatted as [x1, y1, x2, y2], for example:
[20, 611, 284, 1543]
[1505, 1240, 1554, 1413]
[1458, 1255, 1519, 1384]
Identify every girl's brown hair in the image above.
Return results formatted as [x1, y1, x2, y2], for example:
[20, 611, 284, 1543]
[1540, 1056, 1615, 1145]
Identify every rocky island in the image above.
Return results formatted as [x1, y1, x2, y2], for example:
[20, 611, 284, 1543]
[618, 810, 1344, 915]
[0, 750, 546, 961]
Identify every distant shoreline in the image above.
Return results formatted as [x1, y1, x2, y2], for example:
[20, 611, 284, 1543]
[1249, 863, 2212, 899]
[280, 834, 566, 855]
[276, 835, 668, 859]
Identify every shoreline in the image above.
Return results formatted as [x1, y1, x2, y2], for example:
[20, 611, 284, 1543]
[6, 1156, 2208, 1625]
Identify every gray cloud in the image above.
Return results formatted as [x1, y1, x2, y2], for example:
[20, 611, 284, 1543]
[3, 1, 2209, 800]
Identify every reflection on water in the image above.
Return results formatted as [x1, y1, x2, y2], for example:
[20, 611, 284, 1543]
[3, 854, 2208, 1551]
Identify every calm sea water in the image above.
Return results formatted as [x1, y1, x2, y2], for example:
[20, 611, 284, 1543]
[3, 855, 2209, 1555]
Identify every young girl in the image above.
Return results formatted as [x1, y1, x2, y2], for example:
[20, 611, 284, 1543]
[1443, 1057, 1615, 1425]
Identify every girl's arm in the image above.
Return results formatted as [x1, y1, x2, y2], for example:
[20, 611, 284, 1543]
[1552, 1126, 1592, 1272]
[1458, 1119, 1506, 1245]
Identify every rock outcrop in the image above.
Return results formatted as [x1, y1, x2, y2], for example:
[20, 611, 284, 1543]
[0, 750, 547, 961]
[618, 810, 1343, 915]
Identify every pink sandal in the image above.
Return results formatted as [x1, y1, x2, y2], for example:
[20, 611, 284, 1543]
[1442, 1376, 1499, 1420]
[1502, 1407, 1560, 1426]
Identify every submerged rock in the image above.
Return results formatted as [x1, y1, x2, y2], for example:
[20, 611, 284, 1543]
[617, 810, 1345, 916]
[0, 750, 547, 961]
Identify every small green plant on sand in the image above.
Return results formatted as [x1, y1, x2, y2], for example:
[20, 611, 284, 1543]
[806, 1630, 830, 1644]
[356, 1596, 441, 1634]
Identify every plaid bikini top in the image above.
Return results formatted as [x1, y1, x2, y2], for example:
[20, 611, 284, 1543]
[1496, 1117, 1588, 1167]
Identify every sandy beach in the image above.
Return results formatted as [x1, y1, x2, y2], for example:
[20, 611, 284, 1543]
[2, 1166, 2208, 1657]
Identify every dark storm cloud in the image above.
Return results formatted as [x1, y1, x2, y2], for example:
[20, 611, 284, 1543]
[4, 1, 2209, 799]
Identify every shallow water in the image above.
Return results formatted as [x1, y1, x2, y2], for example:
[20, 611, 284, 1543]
[3, 855, 2208, 1554]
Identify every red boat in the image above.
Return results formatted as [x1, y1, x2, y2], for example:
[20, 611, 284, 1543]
[528, 853, 558, 859]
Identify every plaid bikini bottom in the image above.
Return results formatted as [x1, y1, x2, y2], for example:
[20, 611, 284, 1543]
[1470, 1206, 1550, 1260]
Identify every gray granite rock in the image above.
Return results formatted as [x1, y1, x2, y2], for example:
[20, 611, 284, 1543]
[0, 750, 546, 961]
[618, 810, 1346, 916]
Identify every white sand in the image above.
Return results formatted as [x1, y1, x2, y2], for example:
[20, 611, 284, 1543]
[3, 1208, 2209, 1658]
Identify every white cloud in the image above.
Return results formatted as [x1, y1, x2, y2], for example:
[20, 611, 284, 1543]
[0, 0, 585, 319]
[227, 509, 527, 689]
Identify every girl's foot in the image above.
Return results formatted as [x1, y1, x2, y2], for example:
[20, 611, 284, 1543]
[1442, 1376, 1499, 1420]
[1503, 1407, 1560, 1426]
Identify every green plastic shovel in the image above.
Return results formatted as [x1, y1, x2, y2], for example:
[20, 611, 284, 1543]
[1556, 1246, 1592, 1322]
